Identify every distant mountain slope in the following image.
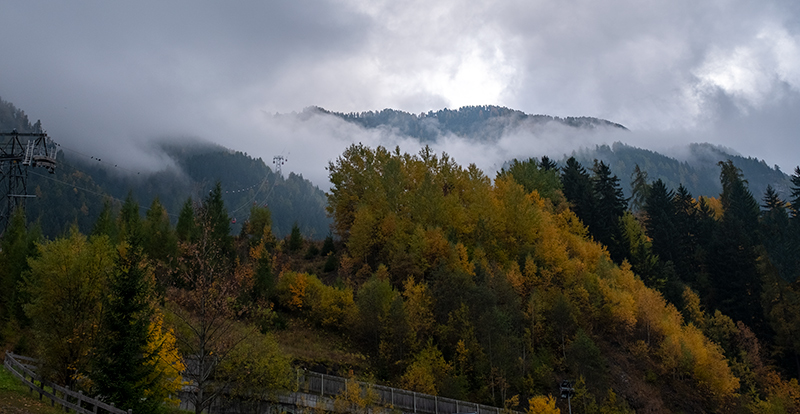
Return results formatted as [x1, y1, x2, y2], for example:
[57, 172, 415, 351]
[314, 103, 789, 201]
[1, 97, 330, 239]
[316, 105, 627, 142]
[568, 142, 791, 200]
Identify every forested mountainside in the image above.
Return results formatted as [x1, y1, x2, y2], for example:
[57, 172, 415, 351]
[0, 97, 330, 239]
[568, 142, 792, 200]
[5, 95, 800, 413]
[314, 105, 627, 142]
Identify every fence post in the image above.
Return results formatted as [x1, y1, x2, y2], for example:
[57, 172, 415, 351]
[321, 373, 324, 397]
[435, 396, 438, 414]
[413, 392, 417, 413]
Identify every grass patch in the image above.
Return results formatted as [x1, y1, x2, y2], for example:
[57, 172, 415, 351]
[0, 365, 64, 414]
[273, 318, 369, 374]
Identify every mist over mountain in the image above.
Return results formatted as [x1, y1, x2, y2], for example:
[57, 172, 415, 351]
[312, 105, 790, 201]
[567, 142, 791, 200]
[317, 105, 627, 142]
[0, 97, 330, 238]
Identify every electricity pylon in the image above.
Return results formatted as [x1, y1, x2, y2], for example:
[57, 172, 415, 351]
[0, 129, 57, 232]
[273, 155, 287, 178]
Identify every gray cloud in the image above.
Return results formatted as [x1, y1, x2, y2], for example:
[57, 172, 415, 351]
[2, 0, 799, 187]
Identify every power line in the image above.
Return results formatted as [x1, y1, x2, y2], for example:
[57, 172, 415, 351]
[28, 170, 180, 219]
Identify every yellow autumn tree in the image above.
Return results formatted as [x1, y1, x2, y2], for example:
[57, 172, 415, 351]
[143, 312, 186, 407]
[526, 395, 560, 414]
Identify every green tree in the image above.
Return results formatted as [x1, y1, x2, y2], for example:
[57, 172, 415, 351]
[644, 179, 677, 265]
[118, 191, 142, 243]
[24, 230, 115, 387]
[629, 164, 650, 213]
[176, 198, 198, 243]
[199, 182, 233, 260]
[709, 160, 762, 330]
[288, 221, 304, 252]
[561, 157, 594, 228]
[91, 199, 117, 241]
[591, 160, 627, 261]
[92, 241, 163, 413]
[498, 157, 563, 202]
[142, 197, 178, 267]
[0, 208, 40, 326]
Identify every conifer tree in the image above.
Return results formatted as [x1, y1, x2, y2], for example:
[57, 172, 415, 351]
[176, 198, 197, 243]
[790, 166, 800, 218]
[288, 222, 303, 252]
[0, 208, 40, 325]
[561, 157, 594, 227]
[629, 164, 650, 213]
[644, 179, 677, 264]
[539, 155, 557, 171]
[92, 240, 162, 413]
[591, 160, 627, 261]
[709, 161, 763, 330]
[761, 185, 793, 282]
[142, 197, 178, 267]
[91, 199, 117, 241]
[199, 182, 233, 260]
[118, 192, 142, 243]
[673, 184, 702, 281]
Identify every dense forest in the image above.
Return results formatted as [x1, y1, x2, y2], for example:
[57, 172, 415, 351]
[4, 97, 800, 413]
[568, 142, 791, 201]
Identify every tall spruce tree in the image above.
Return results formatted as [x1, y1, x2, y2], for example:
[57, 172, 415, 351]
[561, 157, 594, 228]
[176, 198, 198, 243]
[591, 160, 627, 261]
[629, 164, 650, 213]
[709, 160, 763, 330]
[0, 208, 40, 325]
[92, 240, 161, 413]
[200, 182, 233, 256]
[118, 192, 142, 243]
[644, 179, 677, 265]
[761, 185, 793, 282]
[673, 185, 701, 283]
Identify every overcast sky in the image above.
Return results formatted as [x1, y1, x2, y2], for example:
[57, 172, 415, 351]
[2, 0, 800, 188]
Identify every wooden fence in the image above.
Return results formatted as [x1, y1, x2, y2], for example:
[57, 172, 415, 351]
[298, 370, 521, 414]
[3, 352, 130, 414]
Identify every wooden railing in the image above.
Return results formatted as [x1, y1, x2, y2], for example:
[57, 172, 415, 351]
[3, 352, 130, 414]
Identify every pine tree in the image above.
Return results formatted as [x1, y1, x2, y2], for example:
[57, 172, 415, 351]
[644, 179, 677, 264]
[0, 208, 40, 325]
[539, 156, 557, 171]
[561, 157, 594, 227]
[199, 182, 233, 260]
[673, 185, 701, 282]
[91, 199, 117, 241]
[118, 192, 142, 243]
[629, 164, 650, 213]
[288, 222, 304, 252]
[789, 166, 800, 217]
[176, 198, 197, 243]
[709, 161, 763, 330]
[92, 241, 162, 413]
[761, 185, 793, 282]
[591, 160, 627, 261]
